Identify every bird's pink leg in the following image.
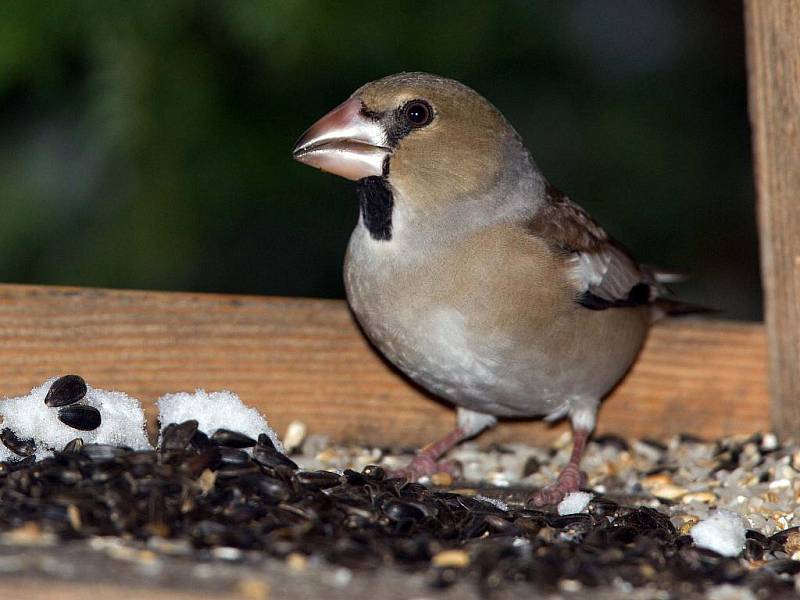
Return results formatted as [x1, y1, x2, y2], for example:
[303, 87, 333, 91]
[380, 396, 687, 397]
[528, 428, 590, 507]
[388, 427, 465, 481]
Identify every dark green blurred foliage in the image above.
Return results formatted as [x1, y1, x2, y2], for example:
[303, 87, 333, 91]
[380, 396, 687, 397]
[0, 1, 759, 318]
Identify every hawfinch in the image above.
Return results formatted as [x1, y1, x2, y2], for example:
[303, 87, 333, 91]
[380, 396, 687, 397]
[293, 72, 691, 506]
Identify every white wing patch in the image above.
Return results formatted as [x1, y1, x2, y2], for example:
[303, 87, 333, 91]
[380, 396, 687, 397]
[569, 245, 649, 302]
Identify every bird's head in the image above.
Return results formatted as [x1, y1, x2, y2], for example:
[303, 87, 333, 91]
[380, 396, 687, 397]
[293, 73, 535, 223]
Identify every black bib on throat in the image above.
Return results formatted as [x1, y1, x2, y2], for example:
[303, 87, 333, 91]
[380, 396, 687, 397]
[356, 176, 394, 241]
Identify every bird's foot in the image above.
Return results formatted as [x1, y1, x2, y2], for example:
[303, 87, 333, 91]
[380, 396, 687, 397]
[387, 455, 461, 483]
[527, 465, 588, 507]
[386, 426, 466, 482]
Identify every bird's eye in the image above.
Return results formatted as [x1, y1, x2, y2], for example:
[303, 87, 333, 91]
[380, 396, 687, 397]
[403, 100, 433, 127]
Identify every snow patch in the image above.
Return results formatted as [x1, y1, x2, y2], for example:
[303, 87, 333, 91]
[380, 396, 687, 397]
[690, 509, 746, 557]
[475, 494, 508, 512]
[157, 389, 282, 451]
[557, 491, 593, 516]
[0, 378, 150, 461]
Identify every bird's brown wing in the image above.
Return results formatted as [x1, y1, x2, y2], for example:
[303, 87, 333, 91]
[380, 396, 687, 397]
[528, 183, 656, 309]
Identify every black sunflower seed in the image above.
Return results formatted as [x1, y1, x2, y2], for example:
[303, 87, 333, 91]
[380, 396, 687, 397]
[546, 513, 593, 529]
[362, 465, 386, 480]
[0, 428, 36, 457]
[769, 526, 800, 546]
[189, 429, 214, 452]
[180, 448, 221, 475]
[609, 525, 639, 545]
[589, 496, 621, 518]
[80, 443, 126, 461]
[484, 514, 518, 535]
[295, 470, 343, 490]
[343, 469, 368, 486]
[522, 456, 541, 477]
[744, 538, 765, 561]
[62, 437, 84, 453]
[216, 467, 262, 485]
[242, 475, 290, 502]
[161, 420, 199, 451]
[44, 374, 87, 407]
[746, 529, 769, 543]
[256, 433, 276, 451]
[383, 499, 426, 522]
[211, 429, 256, 448]
[252, 446, 298, 471]
[58, 405, 101, 431]
[217, 447, 251, 466]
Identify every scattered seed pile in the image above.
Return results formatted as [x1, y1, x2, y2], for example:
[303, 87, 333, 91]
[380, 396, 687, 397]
[311, 431, 800, 539]
[1, 376, 800, 597]
[0, 425, 796, 597]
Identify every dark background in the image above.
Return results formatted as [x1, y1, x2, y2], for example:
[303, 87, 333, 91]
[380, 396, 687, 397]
[0, 1, 761, 319]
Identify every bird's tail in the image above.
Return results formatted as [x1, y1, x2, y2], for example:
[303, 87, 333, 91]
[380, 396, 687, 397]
[651, 298, 719, 322]
[645, 265, 690, 285]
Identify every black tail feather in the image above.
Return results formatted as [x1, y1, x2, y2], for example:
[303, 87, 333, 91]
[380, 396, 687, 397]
[654, 298, 720, 318]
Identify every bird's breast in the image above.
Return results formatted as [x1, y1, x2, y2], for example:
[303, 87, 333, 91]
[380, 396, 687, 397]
[343, 222, 651, 418]
[343, 225, 565, 416]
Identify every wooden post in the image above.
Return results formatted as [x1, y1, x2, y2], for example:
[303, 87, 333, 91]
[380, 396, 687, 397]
[745, 1, 800, 438]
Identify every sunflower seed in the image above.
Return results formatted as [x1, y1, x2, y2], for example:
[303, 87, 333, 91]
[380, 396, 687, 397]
[295, 470, 342, 490]
[189, 429, 214, 452]
[0, 428, 35, 457]
[211, 429, 256, 448]
[257, 433, 277, 451]
[242, 475, 290, 503]
[161, 420, 198, 451]
[81, 443, 126, 461]
[252, 446, 298, 471]
[44, 374, 87, 407]
[62, 438, 84, 453]
[58, 405, 101, 431]
[217, 447, 250, 466]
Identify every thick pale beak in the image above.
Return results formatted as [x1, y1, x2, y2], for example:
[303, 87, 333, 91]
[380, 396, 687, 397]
[292, 97, 389, 181]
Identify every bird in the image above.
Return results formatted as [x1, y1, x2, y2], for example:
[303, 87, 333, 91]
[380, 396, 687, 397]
[292, 72, 695, 506]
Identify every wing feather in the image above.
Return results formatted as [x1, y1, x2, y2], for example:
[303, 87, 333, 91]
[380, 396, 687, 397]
[527, 183, 658, 308]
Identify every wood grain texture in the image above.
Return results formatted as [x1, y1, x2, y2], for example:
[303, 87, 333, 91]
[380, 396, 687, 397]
[745, 0, 800, 438]
[0, 284, 768, 446]
[0, 285, 768, 445]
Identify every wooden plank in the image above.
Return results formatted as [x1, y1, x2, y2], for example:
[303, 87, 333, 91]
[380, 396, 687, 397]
[0, 284, 768, 446]
[745, 1, 800, 439]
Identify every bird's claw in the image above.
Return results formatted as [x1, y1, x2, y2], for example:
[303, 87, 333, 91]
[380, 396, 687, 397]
[388, 456, 461, 482]
[527, 466, 588, 507]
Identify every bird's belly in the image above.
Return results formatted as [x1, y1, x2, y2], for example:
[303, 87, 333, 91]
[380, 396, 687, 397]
[348, 294, 567, 418]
